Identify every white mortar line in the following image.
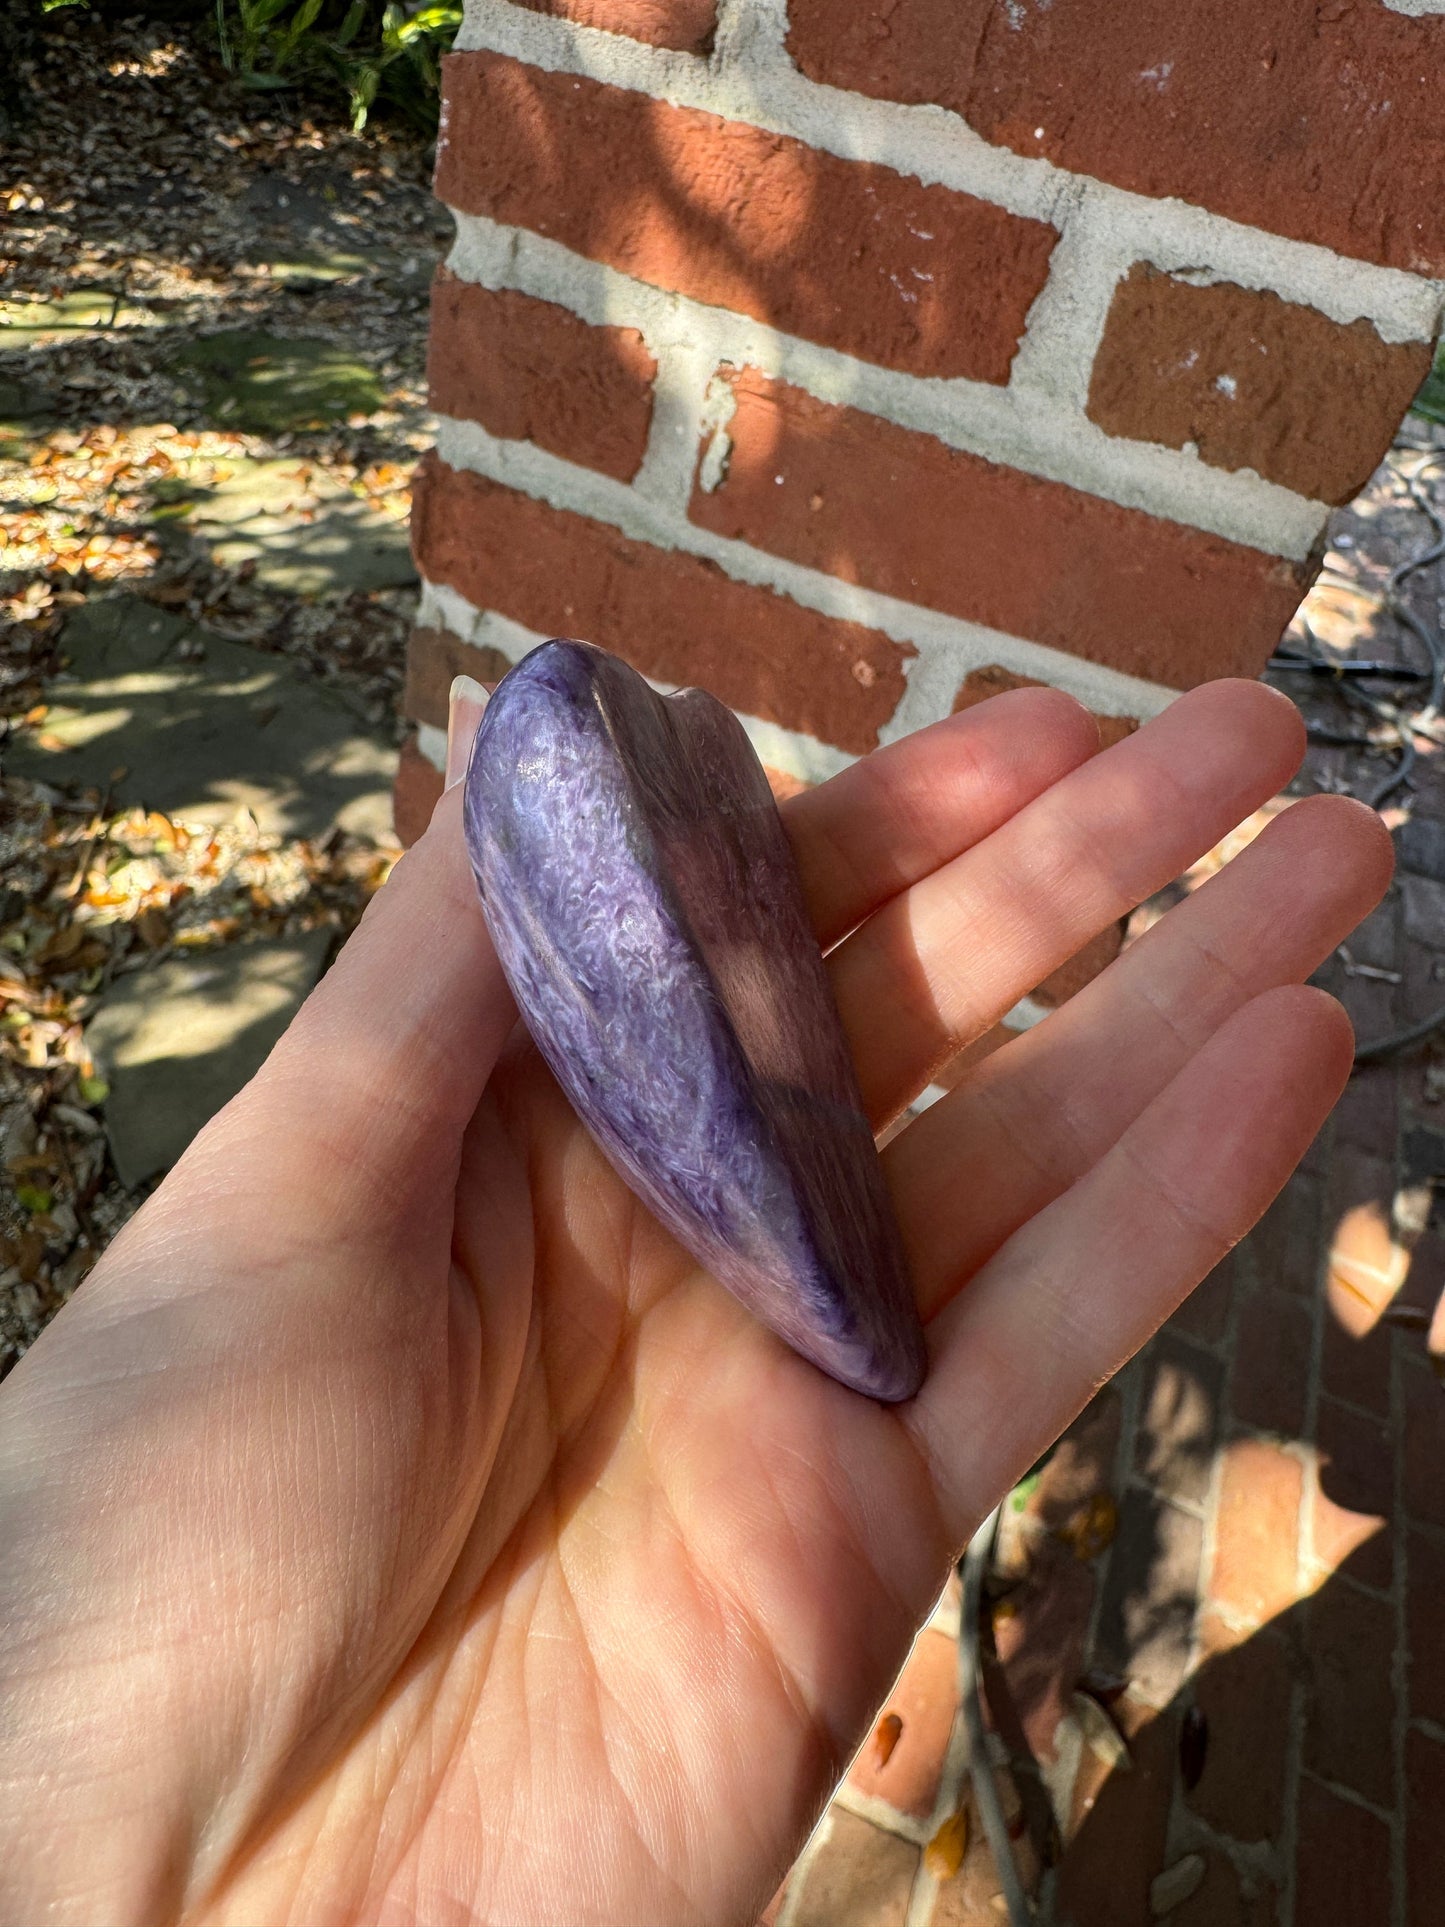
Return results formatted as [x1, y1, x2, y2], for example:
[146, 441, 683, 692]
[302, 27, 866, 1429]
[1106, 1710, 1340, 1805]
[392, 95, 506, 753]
[1005, 173, 1114, 414]
[426, 414, 1180, 733]
[415, 720, 447, 771]
[455, 0, 1444, 345]
[775, 1802, 836, 1927]
[414, 582, 858, 784]
[445, 212, 1329, 559]
[629, 335, 721, 509]
[829, 1782, 933, 1848]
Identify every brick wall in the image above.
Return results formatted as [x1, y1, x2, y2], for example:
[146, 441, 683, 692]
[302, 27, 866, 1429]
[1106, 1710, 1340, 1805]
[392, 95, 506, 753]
[398, 0, 1445, 849]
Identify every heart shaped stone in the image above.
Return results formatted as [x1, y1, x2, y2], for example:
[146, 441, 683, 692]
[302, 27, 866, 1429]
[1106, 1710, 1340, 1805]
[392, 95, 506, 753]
[462, 640, 925, 1402]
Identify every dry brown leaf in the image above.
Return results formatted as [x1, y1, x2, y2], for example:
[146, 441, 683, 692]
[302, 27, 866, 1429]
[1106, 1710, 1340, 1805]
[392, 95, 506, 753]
[1059, 1493, 1118, 1562]
[872, 1712, 903, 1769]
[924, 1808, 969, 1880]
[15, 1229, 47, 1284]
[136, 906, 170, 949]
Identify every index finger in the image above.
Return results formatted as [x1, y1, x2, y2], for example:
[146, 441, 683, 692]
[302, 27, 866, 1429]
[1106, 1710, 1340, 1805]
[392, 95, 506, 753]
[784, 685, 1104, 947]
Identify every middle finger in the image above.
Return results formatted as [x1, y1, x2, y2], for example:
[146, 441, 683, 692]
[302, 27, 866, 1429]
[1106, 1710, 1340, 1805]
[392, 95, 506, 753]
[827, 679, 1306, 1125]
[889, 790, 1392, 1319]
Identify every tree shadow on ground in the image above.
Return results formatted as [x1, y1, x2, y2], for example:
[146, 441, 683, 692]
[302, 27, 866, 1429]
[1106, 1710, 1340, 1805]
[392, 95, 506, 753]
[985, 1167, 1444, 1927]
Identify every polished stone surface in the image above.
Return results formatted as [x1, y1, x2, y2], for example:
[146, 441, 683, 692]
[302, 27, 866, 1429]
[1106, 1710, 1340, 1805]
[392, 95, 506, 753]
[463, 640, 925, 1401]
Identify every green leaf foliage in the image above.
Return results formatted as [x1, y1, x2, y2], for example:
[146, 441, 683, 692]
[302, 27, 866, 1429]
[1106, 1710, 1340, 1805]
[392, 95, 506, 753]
[1414, 343, 1445, 430]
[212, 0, 461, 131]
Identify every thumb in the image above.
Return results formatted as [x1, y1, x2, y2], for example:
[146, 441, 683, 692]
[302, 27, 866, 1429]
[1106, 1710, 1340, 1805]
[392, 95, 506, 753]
[251, 692, 516, 1192]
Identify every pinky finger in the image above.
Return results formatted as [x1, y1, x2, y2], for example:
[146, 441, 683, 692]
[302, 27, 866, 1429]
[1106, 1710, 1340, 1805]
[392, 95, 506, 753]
[904, 985, 1353, 1545]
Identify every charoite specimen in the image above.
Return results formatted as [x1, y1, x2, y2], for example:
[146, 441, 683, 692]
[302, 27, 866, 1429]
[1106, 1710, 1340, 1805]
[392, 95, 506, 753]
[462, 641, 926, 1402]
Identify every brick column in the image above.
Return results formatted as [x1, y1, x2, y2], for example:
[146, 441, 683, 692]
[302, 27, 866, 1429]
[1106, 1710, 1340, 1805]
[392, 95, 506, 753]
[397, 0, 1444, 849]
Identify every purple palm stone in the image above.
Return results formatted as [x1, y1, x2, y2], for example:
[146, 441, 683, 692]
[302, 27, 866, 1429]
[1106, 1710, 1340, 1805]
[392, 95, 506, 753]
[462, 640, 926, 1402]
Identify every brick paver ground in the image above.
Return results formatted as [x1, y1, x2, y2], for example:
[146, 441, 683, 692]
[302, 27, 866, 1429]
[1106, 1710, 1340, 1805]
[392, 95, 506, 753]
[761, 429, 1445, 1925]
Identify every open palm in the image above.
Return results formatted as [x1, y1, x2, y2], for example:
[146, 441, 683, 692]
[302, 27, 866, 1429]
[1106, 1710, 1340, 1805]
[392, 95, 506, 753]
[0, 680, 1387, 1927]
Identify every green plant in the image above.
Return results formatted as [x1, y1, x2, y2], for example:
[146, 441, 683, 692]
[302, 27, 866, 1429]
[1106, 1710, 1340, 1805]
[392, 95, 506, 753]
[1414, 343, 1445, 429]
[215, 0, 326, 91]
[213, 0, 461, 131]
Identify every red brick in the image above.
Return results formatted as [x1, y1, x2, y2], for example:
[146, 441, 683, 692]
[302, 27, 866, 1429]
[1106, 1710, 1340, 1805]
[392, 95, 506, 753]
[436, 52, 1057, 383]
[789, 1809, 917, 1927]
[1231, 1284, 1311, 1441]
[1168, 1251, 1236, 1348]
[689, 369, 1311, 689]
[1320, 1297, 1395, 1421]
[1185, 1626, 1292, 1844]
[1209, 1439, 1304, 1631]
[787, 0, 1445, 276]
[1054, 1702, 1176, 1927]
[927, 1780, 1042, 1922]
[1310, 1397, 1393, 1591]
[847, 1628, 957, 1820]
[951, 664, 1138, 751]
[1302, 1580, 1396, 1808]
[393, 732, 443, 847]
[1023, 1384, 1122, 1535]
[1406, 1727, 1445, 1927]
[1171, 1854, 1279, 1927]
[1299, 1120, 1333, 1180]
[403, 625, 513, 731]
[1336, 966, 1397, 1054]
[993, 1534, 1096, 1764]
[1096, 1489, 1203, 1705]
[411, 457, 912, 754]
[1296, 1777, 1392, 1927]
[428, 272, 656, 483]
[1087, 267, 1433, 505]
[1403, 1352, 1445, 1530]
[509, 0, 716, 53]
[1330, 1063, 1399, 1162]
[1344, 894, 1404, 976]
[1407, 1527, 1445, 1727]
[1402, 873, 1445, 950]
[1326, 1147, 1409, 1335]
[1137, 1332, 1222, 1507]
[1398, 1226, 1445, 1329]
[403, 656, 811, 815]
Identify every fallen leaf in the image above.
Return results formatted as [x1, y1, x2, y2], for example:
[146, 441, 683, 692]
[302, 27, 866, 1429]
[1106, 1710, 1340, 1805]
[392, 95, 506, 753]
[136, 906, 170, 949]
[1058, 1493, 1118, 1561]
[15, 1183, 54, 1215]
[924, 1808, 969, 1880]
[872, 1712, 903, 1769]
[16, 1228, 46, 1283]
[37, 923, 87, 966]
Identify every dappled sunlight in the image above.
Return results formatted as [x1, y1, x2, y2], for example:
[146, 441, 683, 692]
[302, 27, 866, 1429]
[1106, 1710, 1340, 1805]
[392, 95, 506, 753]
[1327, 1194, 1409, 1336]
[1, 6, 447, 1375]
[1303, 1441, 1386, 1587]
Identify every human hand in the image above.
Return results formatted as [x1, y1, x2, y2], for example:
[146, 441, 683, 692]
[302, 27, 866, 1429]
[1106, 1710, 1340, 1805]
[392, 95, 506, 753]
[0, 678, 1389, 1926]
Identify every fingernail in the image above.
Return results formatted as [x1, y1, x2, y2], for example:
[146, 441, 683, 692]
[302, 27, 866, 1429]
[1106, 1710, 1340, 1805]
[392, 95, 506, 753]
[446, 674, 489, 790]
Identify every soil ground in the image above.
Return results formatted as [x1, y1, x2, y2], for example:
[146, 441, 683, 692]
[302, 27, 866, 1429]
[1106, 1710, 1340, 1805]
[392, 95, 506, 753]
[1, 6, 452, 1363]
